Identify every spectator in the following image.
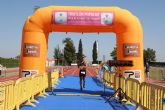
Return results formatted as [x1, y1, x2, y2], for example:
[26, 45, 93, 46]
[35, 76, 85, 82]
[145, 62, 150, 80]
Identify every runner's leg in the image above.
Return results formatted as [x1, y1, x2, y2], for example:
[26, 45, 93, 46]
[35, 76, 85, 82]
[80, 76, 83, 90]
[83, 76, 85, 88]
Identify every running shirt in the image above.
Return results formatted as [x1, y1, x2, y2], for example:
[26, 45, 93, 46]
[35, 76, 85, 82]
[79, 68, 86, 76]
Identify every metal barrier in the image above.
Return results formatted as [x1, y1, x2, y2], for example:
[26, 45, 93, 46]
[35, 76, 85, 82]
[102, 71, 165, 110]
[114, 74, 119, 91]
[109, 73, 115, 88]
[0, 83, 5, 110]
[1, 68, 164, 110]
[51, 70, 59, 87]
[0, 70, 59, 110]
[103, 71, 110, 86]
[119, 76, 126, 93]
[14, 77, 35, 110]
[0, 81, 15, 110]
[126, 78, 140, 108]
[140, 82, 165, 110]
[103, 71, 115, 88]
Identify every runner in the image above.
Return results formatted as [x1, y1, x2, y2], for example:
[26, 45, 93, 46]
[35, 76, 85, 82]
[79, 64, 86, 91]
[79, 57, 86, 91]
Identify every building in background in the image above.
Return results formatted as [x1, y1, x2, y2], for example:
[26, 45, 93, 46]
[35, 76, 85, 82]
[46, 58, 56, 67]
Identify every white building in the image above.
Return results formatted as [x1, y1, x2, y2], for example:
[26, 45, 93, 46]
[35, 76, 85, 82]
[0, 64, 6, 76]
[46, 58, 56, 67]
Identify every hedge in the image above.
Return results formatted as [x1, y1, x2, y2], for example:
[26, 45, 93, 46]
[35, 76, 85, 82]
[149, 62, 165, 67]
[0, 57, 20, 68]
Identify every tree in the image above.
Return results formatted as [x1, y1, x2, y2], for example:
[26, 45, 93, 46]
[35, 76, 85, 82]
[63, 38, 76, 65]
[0, 57, 19, 68]
[77, 39, 83, 65]
[144, 48, 156, 63]
[110, 47, 117, 60]
[15, 55, 20, 59]
[92, 41, 98, 64]
[53, 45, 64, 65]
[34, 6, 40, 12]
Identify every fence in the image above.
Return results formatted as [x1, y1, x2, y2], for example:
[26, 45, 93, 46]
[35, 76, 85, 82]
[103, 71, 165, 110]
[0, 68, 19, 82]
[140, 82, 165, 110]
[103, 71, 115, 88]
[0, 70, 59, 110]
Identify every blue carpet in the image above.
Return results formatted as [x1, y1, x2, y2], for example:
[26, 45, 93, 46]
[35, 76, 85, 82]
[20, 76, 136, 110]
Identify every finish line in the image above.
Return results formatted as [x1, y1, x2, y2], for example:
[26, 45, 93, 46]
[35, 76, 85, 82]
[55, 93, 101, 96]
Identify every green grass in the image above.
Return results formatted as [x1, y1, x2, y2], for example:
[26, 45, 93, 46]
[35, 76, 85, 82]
[149, 67, 165, 80]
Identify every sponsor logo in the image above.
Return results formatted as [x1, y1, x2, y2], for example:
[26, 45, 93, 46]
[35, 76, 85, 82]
[124, 70, 141, 80]
[53, 11, 114, 26]
[22, 70, 38, 77]
[23, 43, 40, 57]
[22, 70, 31, 77]
[123, 43, 140, 57]
[135, 71, 140, 78]
[101, 13, 113, 25]
[55, 12, 67, 24]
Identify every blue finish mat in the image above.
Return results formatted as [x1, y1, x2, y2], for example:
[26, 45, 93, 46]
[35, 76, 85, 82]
[20, 76, 136, 110]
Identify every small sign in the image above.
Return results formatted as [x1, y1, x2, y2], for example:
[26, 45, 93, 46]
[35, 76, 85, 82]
[163, 98, 165, 104]
[22, 70, 31, 77]
[135, 71, 140, 78]
[124, 71, 134, 78]
[23, 43, 40, 57]
[124, 70, 141, 80]
[53, 11, 114, 26]
[123, 43, 140, 57]
[22, 70, 38, 77]
[108, 60, 133, 67]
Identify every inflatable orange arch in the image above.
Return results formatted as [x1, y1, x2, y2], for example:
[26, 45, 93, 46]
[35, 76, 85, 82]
[20, 6, 144, 81]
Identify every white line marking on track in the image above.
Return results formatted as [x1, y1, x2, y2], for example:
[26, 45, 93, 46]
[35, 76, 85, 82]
[71, 68, 78, 75]
[87, 69, 93, 76]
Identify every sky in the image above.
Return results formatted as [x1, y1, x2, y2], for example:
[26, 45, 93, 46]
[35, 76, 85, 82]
[0, 0, 165, 61]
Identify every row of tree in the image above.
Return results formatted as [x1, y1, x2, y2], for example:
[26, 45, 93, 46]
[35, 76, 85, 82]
[0, 57, 19, 68]
[54, 37, 157, 66]
[54, 38, 98, 65]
